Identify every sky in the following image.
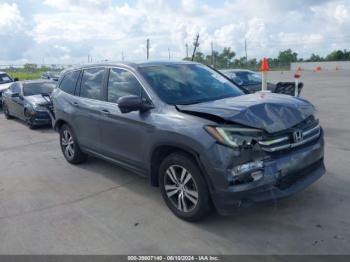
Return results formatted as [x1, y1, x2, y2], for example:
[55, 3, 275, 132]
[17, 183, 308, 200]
[0, 0, 349, 65]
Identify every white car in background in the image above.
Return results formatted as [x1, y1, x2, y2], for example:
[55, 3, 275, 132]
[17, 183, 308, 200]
[0, 71, 14, 107]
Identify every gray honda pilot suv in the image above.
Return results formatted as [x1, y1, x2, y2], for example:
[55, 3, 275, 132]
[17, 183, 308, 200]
[52, 61, 325, 221]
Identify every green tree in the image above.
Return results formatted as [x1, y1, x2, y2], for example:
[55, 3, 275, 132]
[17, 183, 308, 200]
[277, 49, 298, 64]
[308, 53, 323, 62]
[217, 47, 236, 68]
[325, 50, 350, 61]
[23, 63, 38, 72]
[192, 52, 206, 64]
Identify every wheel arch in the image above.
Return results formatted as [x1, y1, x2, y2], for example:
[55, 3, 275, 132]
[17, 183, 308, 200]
[54, 118, 68, 132]
[148, 143, 213, 190]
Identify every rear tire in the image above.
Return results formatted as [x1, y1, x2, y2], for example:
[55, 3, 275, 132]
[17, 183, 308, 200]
[3, 103, 13, 119]
[59, 124, 87, 164]
[159, 152, 212, 222]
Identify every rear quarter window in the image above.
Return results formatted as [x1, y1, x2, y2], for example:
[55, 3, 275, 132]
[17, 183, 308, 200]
[59, 70, 80, 95]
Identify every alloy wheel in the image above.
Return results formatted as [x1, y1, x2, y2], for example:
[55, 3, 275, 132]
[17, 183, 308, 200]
[61, 129, 75, 159]
[164, 165, 199, 213]
[24, 110, 35, 128]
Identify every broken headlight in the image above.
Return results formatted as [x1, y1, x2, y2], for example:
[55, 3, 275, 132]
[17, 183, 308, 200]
[204, 126, 263, 148]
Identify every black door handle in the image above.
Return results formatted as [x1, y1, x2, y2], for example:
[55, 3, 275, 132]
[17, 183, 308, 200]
[101, 109, 110, 115]
[72, 102, 79, 107]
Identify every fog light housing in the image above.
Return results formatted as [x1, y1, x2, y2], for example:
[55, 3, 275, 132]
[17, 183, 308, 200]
[231, 161, 264, 184]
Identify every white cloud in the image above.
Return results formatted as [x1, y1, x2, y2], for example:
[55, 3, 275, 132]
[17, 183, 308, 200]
[43, 0, 112, 11]
[0, 3, 23, 33]
[334, 5, 349, 24]
[1, 0, 350, 64]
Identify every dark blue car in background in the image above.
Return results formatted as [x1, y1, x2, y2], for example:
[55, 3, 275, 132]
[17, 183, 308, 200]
[2, 80, 56, 129]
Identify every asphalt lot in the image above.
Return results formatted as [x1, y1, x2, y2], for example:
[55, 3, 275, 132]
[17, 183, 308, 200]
[0, 70, 349, 255]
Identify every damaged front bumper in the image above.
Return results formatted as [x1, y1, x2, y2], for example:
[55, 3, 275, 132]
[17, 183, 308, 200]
[202, 129, 325, 215]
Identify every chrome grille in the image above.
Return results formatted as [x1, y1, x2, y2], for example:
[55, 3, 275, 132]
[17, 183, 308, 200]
[258, 122, 321, 152]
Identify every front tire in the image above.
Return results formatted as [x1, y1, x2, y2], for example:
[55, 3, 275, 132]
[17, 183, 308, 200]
[159, 152, 212, 222]
[59, 124, 87, 164]
[3, 103, 13, 119]
[24, 109, 36, 129]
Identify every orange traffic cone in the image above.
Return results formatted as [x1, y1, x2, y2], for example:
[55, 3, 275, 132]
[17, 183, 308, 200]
[260, 58, 269, 91]
[261, 57, 269, 72]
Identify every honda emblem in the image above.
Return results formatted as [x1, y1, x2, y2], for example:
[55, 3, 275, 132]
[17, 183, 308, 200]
[293, 130, 303, 143]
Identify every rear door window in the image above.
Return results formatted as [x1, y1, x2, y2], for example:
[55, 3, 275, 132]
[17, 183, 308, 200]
[80, 68, 105, 101]
[107, 68, 142, 103]
[59, 70, 80, 95]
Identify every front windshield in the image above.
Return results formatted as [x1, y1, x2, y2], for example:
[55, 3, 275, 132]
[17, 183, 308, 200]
[139, 64, 244, 105]
[234, 71, 262, 86]
[23, 82, 56, 96]
[0, 73, 13, 84]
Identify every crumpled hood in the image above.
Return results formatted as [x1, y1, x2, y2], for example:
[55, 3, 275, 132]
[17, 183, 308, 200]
[0, 82, 12, 92]
[176, 92, 315, 133]
[25, 95, 50, 106]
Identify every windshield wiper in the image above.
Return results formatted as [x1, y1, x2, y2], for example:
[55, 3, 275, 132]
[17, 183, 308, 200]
[176, 100, 205, 105]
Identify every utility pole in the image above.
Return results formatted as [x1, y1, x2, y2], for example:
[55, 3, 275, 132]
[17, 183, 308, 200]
[121, 51, 125, 61]
[245, 39, 248, 66]
[168, 48, 171, 60]
[191, 33, 200, 61]
[211, 42, 214, 67]
[185, 43, 189, 58]
[88, 55, 90, 63]
[146, 39, 150, 60]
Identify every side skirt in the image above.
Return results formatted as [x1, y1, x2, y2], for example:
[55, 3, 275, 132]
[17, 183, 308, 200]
[81, 147, 148, 178]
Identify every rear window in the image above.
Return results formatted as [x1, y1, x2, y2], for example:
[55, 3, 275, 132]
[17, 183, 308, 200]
[59, 70, 80, 95]
[23, 82, 56, 96]
[0, 73, 13, 84]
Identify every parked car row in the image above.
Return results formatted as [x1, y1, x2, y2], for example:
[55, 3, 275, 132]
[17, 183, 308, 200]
[0, 61, 325, 221]
[42, 71, 61, 81]
[0, 71, 15, 106]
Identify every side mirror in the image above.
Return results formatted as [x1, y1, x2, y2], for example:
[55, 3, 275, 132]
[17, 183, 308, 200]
[14, 78, 19, 82]
[11, 92, 19, 98]
[117, 95, 154, 114]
